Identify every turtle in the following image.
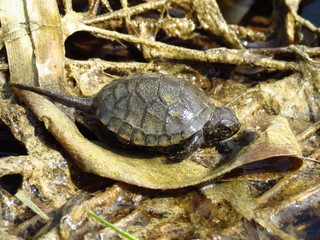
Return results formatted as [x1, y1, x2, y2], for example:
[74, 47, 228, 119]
[11, 72, 241, 161]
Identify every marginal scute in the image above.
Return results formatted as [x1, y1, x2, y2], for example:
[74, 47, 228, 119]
[131, 128, 146, 145]
[99, 111, 112, 125]
[117, 122, 134, 139]
[94, 81, 117, 117]
[170, 132, 183, 145]
[107, 116, 123, 132]
[145, 134, 158, 146]
[158, 134, 171, 146]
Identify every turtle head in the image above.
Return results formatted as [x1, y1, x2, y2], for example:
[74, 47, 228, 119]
[203, 107, 240, 144]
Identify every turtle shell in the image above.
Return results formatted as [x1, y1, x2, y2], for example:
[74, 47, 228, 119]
[93, 72, 212, 147]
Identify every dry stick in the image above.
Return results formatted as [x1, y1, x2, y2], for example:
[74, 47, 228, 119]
[81, 1, 320, 59]
[84, 0, 167, 24]
[80, 24, 301, 71]
[120, 0, 128, 8]
[88, 0, 101, 15]
[63, 0, 73, 14]
[294, 117, 320, 164]
[100, 0, 113, 13]
[296, 120, 320, 142]
[81, 1, 320, 62]
[250, 46, 320, 58]
[292, 11, 320, 33]
[66, 58, 160, 73]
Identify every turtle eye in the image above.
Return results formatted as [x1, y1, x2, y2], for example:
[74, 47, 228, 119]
[218, 125, 232, 137]
[217, 120, 234, 138]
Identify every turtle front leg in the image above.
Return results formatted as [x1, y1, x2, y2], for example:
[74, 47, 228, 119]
[165, 131, 203, 162]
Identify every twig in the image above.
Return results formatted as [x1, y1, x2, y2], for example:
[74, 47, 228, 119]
[80, 24, 301, 71]
[84, 0, 167, 24]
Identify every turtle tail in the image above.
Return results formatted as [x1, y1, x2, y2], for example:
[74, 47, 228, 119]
[11, 83, 93, 112]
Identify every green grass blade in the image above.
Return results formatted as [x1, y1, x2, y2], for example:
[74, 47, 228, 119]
[87, 211, 138, 240]
[15, 190, 50, 221]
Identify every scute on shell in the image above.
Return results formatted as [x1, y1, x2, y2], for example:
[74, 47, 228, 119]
[95, 73, 212, 146]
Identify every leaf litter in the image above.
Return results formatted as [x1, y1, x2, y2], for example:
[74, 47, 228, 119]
[0, 0, 319, 239]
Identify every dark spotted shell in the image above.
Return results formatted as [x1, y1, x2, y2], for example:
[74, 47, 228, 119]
[93, 73, 212, 147]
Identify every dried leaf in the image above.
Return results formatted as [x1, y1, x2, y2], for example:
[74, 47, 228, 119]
[18, 91, 303, 189]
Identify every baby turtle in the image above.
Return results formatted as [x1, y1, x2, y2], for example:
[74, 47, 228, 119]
[12, 72, 240, 161]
